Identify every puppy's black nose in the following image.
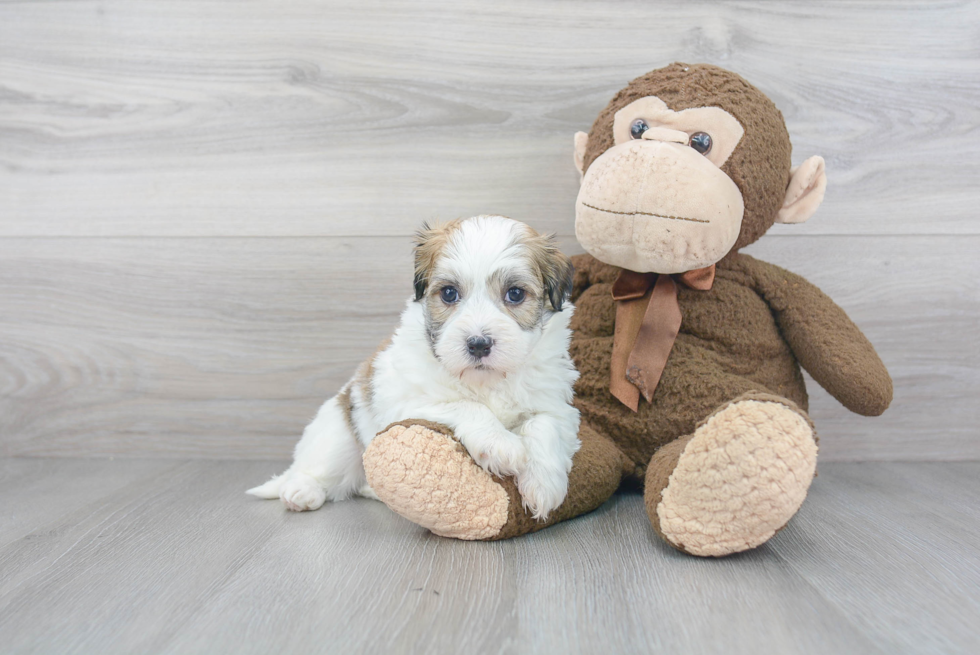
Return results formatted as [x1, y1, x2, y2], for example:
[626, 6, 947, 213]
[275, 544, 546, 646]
[466, 336, 493, 359]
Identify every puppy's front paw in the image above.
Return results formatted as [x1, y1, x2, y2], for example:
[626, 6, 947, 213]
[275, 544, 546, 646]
[279, 471, 327, 512]
[517, 463, 570, 521]
[469, 430, 527, 478]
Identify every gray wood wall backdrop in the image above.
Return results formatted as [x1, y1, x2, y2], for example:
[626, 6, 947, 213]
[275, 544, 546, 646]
[1, 1, 978, 461]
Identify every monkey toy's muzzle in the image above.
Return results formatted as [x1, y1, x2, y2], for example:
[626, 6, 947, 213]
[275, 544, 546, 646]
[575, 140, 744, 274]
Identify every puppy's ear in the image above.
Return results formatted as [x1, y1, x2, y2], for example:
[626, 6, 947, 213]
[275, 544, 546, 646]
[526, 231, 574, 312]
[413, 270, 427, 302]
[413, 220, 457, 301]
[544, 249, 574, 312]
[413, 222, 434, 301]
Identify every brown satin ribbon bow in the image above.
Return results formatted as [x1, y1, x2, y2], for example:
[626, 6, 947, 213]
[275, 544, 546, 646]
[609, 265, 716, 411]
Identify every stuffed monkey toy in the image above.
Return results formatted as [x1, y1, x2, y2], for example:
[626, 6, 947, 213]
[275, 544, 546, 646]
[362, 63, 892, 556]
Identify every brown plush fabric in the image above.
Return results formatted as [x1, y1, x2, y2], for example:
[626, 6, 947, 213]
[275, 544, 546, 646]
[694, 390, 817, 437]
[643, 433, 695, 550]
[644, 393, 818, 556]
[381, 418, 455, 438]
[743, 256, 893, 416]
[364, 63, 891, 554]
[365, 420, 629, 542]
[487, 423, 629, 540]
[582, 63, 792, 252]
[570, 250, 889, 467]
[573, 253, 794, 469]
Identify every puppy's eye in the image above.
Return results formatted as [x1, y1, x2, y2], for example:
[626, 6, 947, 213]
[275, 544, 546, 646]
[630, 119, 649, 140]
[689, 132, 712, 155]
[505, 287, 525, 304]
[440, 286, 459, 303]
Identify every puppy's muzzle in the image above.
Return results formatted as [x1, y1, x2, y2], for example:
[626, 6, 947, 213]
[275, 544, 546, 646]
[466, 336, 493, 359]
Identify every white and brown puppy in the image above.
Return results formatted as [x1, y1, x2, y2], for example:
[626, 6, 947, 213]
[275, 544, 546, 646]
[247, 215, 580, 520]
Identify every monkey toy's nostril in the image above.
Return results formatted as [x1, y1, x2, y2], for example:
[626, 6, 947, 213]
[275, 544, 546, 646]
[466, 336, 493, 359]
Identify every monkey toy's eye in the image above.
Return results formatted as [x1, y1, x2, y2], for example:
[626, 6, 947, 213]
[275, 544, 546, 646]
[505, 287, 526, 304]
[629, 119, 649, 140]
[689, 132, 712, 154]
[440, 286, 460, 303]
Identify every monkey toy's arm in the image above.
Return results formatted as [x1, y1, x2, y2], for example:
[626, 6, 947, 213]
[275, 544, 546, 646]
[742, 254, 893, 416]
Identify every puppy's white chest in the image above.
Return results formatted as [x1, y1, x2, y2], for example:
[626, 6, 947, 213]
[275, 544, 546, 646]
[497, 408, 530, 432]
[476, 386, 530, 431]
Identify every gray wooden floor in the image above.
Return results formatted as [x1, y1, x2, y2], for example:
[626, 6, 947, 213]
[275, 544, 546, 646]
[0, 458, 977, 654]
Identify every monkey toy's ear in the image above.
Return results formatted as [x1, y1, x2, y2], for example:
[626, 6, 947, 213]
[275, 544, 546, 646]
[777, 156, 827, 224]
[573, 131, 589, 178]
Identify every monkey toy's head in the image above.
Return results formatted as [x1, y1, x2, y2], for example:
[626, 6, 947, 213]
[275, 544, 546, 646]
[574, 63, 827, 274]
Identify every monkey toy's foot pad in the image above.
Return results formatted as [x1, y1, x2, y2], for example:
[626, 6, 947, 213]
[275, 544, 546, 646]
[656, 399, 818, 557]
[363, 422, 510, 540]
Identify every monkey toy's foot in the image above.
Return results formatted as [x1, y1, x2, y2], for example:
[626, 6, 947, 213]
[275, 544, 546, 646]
[363, 421, 513, 540]
[645, 394, 818, 557]
[363, 420, 626, 541]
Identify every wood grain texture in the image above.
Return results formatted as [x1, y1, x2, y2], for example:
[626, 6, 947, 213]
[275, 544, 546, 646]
[1, 1, 977, 461]
[1, 1, 978, 237]
[0, 460, 289, 653]
[1, 235, 976, 460]
[777, 462, 980, 654]
[0, 457, 179, 546]
[1, 458, 978, 654]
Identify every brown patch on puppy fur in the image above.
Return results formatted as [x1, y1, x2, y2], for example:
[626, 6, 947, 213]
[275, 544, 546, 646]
[413, 219, 463, 301]
[422, 275, 459, 350]
[335, 383, 358, 440]
[414, 220, 464, 351]
[414, 218, 574, 347]
[337, 337, 395, 443]
[355, 336, 393, 411]
[489, 224, 574, 331]
[519, 226, 574, 312]
[488, 267, 544, 331]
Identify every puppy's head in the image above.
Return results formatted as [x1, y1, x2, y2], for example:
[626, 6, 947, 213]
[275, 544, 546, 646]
[413, 215, 573, 379]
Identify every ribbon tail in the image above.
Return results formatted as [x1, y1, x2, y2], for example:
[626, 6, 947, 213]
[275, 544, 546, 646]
[610, 297, 642, 412]
[625, 274, 682, 403]
[610, 377, 640, 412]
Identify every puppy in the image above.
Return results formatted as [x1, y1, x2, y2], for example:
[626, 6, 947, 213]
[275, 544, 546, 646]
[247, 215, 580, 520]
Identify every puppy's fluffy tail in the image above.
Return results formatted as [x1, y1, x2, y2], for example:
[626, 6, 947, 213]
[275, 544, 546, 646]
[246, 476, 282, 499]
